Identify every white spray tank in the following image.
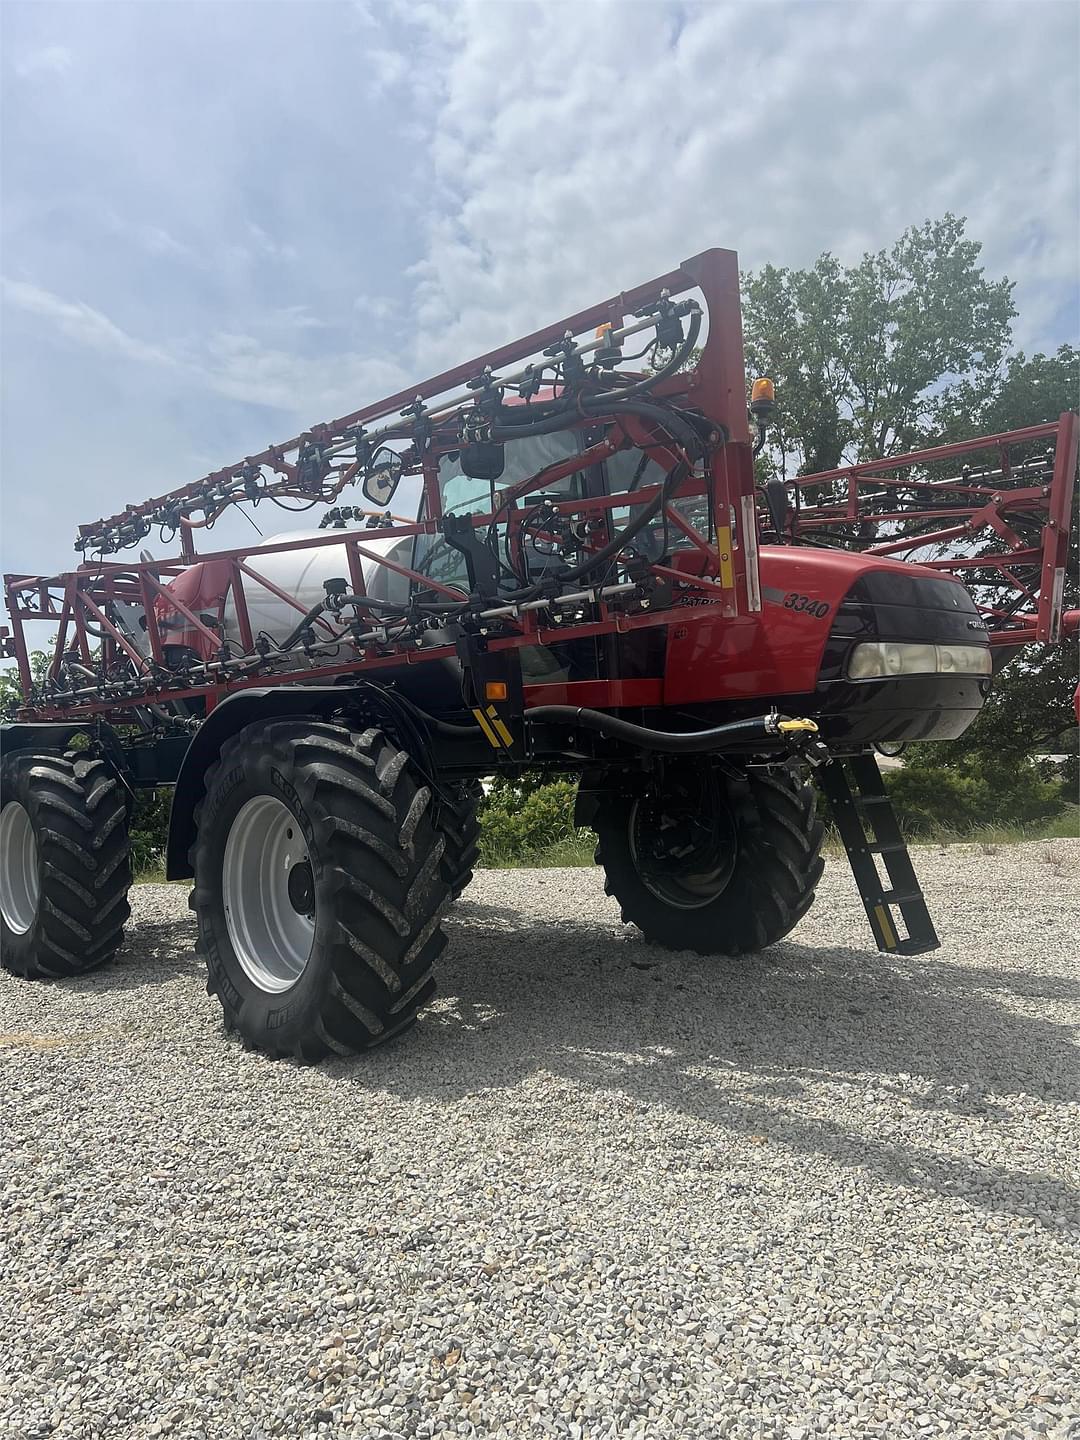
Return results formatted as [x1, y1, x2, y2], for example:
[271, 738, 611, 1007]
[221, 528, 415, 650]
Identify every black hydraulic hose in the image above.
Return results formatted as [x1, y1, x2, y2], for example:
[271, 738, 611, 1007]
[587, 309, 702, 403]
[491, 475, 666, 605]
[389, 689, 484, 738]
[496, 448, 691, 603]
[559, 460, 688, 584]
[277, 600, 333, 652]
[491, 392, 707, 462]
[526, 706, 798, 754]
[602, 397, 708, 458]
[332, 592, 467, 616]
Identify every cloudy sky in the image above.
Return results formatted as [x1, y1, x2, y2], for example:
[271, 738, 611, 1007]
[2, 0, 1077, 585]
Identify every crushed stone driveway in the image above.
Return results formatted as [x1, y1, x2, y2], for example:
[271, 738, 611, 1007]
[1, 839, 1078, 1440]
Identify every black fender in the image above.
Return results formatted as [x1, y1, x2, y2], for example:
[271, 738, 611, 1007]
[0, 721, 97, 757]
[1, 719, 137, 816]
[165, 688, 362, 881]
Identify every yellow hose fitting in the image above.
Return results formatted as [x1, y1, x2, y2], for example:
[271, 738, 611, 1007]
[777, 718, 819, 734]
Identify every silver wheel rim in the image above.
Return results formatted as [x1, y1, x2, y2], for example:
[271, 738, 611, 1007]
[0, 801, 40, 935]
[628, 797, 733, 911]
[222, 796, 316, 993]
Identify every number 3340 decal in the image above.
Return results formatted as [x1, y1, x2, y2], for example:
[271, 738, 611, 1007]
[783, 592, 830, 619]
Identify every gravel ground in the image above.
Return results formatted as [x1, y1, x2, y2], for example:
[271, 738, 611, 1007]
[1, 840, 1078, 1440]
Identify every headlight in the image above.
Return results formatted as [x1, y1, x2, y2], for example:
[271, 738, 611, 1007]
[847, 642, 992, 680]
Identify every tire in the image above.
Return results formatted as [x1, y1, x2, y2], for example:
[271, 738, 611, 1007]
[0, 751, 131, 978]
[593, 760, 824, 954]
[190, 718, 450, 1061]
[435, 780, 483, 899]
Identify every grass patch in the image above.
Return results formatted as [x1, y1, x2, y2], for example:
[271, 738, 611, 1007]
[478, 832, 596, 870]
[822, 806, 1079, 853]
[909, 807, 1079, 847]
[130, 806, 1078, 882]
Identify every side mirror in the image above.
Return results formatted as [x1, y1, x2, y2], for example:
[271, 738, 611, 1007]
[362, 453, 403, 506]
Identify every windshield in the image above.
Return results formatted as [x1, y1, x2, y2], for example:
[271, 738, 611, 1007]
[414, 430, 583, 591]
[603, 446, 710, 560]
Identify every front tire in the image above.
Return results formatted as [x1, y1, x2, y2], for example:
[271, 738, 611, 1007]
[190, 719, 450, 1061]
[593, 761, 824, 954]
[0, 751, 131, 978]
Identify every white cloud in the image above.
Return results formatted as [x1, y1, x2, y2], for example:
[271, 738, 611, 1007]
[1, 0, 1076, 587]
[246, 223, 298, 263]
[95, 207, 194, 262]
[391, 0, 1078, 371]
[355, 294, 399, 321]
[134, 223, 192, 260]
[1, 277, 405, 419]
[367, 46, 409, 92]
[1, 278, 176, 368]
[266, 305, 334, 332]
[14, 44, 73, 79]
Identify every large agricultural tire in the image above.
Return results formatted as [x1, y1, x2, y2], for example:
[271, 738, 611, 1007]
[435, 779, 483, 899]
[190, 718, 450, 1062]
[0, 751, 131, 978]
[592, 761, 824, 955]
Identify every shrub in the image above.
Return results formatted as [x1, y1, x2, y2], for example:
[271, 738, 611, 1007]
[129, 789, 171, 876]
[478, 774, 587, 864]
[883, 751, 1068, 835]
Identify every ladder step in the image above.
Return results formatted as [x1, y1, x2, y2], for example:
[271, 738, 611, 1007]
[895, 935, 941, 957]
[818, 756, 941, 956]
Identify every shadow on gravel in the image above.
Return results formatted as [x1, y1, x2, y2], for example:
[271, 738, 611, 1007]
[60, 894, 1075, 1225]
[68, 917, 202, 992]
[348, 901, 1080, 1227]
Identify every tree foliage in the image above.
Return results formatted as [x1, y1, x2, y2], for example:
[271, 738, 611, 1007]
[924, 343, 1079, 783]
[0, 653, 47, 719]
[742, 221, 1076, 792]
[934, 343, 1079, 442]
[742, 214, 1016, 478]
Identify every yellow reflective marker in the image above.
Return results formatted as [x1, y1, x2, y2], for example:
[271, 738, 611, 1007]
[472, 707, 502, 748]
[716, 524, 734, 589]
[486, 705, 514, 748]
[873, 903, 898, 951]
[472, 705, 514, 750]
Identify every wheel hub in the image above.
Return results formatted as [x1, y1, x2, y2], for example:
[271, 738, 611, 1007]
[629, 774, 737, 911]
[222, 796, 316, 993]
[287, 860, 315, 917]
[0, 801, 40, 935]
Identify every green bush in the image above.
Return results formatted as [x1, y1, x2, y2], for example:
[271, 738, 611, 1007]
[478, 774, 589, 865]
[129, 789, 171, 877]
[882, 752, 1069, 836]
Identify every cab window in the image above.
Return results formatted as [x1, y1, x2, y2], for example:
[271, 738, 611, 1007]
[414, 430, 583, 591]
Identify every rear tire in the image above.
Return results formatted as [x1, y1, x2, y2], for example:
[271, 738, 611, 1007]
[0, 751, 131, 978]
[190, 718, 450, 1061]
[435, 780, 483, 899]
[593, 761, 824, 954]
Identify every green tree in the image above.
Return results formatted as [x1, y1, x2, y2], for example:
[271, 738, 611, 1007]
[742, 223, 1075, 817]
[0, 653, 47, 718]
[926, 343, 1079, 787]
[934, 343, 1078, 442]
[742, 214, 1016, 478]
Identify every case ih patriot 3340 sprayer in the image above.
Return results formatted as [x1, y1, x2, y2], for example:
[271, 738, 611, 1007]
[1, 249, 1077, 1061]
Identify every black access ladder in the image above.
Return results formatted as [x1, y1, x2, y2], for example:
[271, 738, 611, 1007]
[818, 753, 940, 956]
